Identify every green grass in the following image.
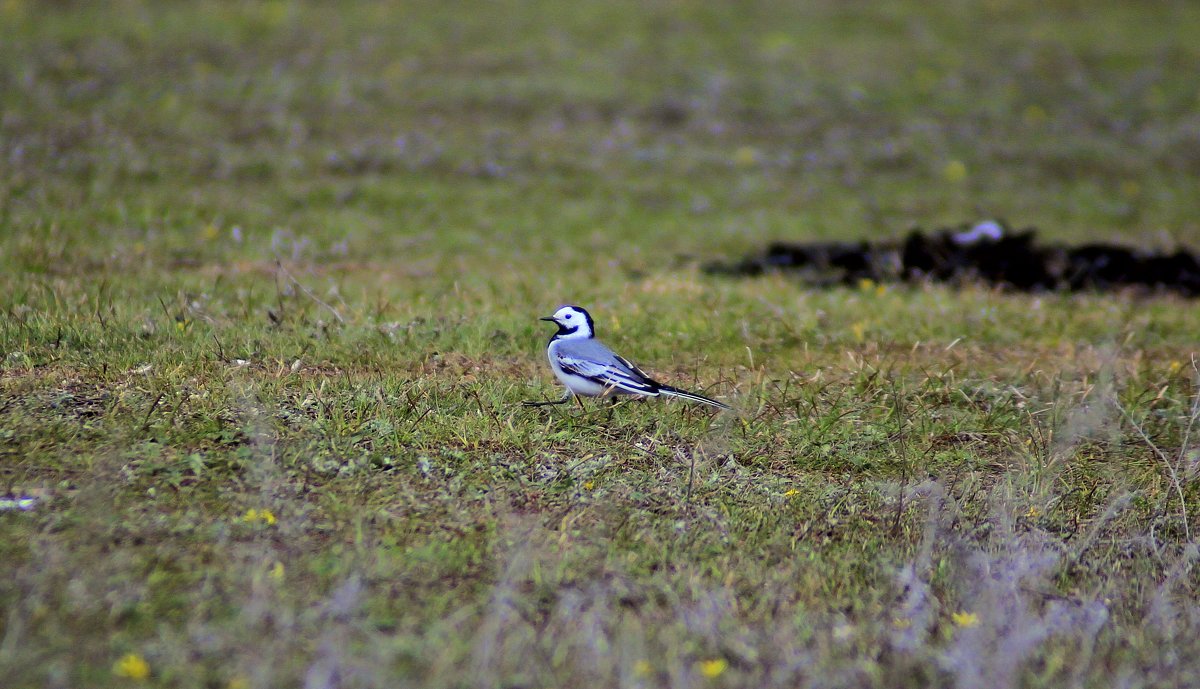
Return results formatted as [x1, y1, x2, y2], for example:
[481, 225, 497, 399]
[3, 1, 1200, 687]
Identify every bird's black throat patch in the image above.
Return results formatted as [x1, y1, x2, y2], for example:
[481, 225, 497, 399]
[549, 324, 580, 344]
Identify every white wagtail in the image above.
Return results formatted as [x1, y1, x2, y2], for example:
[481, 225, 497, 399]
[523, 305, 732, 410]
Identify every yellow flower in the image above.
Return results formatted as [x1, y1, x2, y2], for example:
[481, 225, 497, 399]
[113, 653, 150, 680]
[633, 660, 652, 677]
[697, 658, 728, 678]
[241, 508, 277, 525]
[855, 278, 889, 296]
[1168, 360, 1184, 374]
[583, 481, 595, 490]
[943, 160, 968, 184]
[383, 60, 412, 82]
[733, 146, 760, 168]
[783, 489, 800, 497]
[1024, 506, 1041, 518]
[1022, 104, 1047, 126]
[951, 611, 979, 628]
[1119, 180, 1142, 199]
[851, 321, 866, 342]
[269, 561, 285, 581]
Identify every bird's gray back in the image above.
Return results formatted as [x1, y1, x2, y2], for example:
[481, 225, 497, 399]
[553, 337, 620, 365]
[554, 337, 648, 377]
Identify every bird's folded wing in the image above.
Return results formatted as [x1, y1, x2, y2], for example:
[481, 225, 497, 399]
[613, 354, 654, 380]
[555, 352, 659, 394]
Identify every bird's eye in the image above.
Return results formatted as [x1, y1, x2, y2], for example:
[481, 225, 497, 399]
[564, 314, 573, 320]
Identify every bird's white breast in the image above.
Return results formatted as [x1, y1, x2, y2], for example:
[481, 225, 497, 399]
[547, 339, 611, 397]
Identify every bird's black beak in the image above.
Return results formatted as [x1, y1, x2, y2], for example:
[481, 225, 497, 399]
[539, 316, 556, 322]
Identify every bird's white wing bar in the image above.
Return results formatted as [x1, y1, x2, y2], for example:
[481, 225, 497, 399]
[555, 352, 659, 395]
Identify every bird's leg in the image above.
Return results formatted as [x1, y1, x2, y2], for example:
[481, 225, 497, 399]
[522, 391, 572, 407]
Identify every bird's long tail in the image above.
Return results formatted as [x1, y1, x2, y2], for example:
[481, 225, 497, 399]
[657, 385, 732, 411]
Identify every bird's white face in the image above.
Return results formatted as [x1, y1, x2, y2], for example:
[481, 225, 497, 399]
[542, 305, 593, 339]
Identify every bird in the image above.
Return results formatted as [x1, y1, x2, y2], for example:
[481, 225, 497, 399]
[523, 305, 732, 410]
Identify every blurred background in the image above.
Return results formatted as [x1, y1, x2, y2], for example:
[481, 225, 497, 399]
[4, 0, 1200, 281]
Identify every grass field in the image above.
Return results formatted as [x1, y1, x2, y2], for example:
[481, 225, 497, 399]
[3, 1, 1200, 687]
